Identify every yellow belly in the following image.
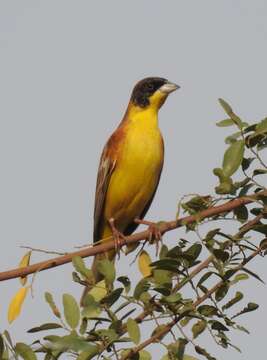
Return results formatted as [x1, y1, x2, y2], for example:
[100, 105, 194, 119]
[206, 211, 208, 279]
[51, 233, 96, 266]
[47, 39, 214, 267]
[102, 119, 163, 239]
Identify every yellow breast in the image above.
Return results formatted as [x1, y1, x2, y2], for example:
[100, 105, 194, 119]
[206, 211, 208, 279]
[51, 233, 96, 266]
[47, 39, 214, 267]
[103, 107, 164, 233]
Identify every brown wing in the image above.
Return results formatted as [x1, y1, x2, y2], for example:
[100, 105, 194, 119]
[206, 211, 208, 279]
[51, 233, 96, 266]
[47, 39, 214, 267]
[93, 145, 116, 243]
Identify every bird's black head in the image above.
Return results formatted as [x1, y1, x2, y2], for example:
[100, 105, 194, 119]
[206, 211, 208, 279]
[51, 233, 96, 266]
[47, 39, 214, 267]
[131, 77, 179, 108]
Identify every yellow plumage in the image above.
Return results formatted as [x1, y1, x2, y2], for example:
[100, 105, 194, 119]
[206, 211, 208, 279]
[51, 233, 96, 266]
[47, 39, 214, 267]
[102, 101, 164, 240]
[83, 77, 179, 295]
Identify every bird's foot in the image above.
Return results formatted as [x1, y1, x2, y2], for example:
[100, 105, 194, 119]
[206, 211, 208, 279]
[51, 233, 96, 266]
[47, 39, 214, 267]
[108, 218, 126, 259]
[134, 218, 163, 255]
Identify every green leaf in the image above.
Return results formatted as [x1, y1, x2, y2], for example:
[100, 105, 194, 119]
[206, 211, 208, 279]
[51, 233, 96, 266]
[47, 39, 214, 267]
[88, 279, 107, 301]
[222, 140, 245, 177]
[180, 317, 192, 327]
[79, 318, 88, 335]
[82, 294, 101, 318]
[218, 98, 233, 114]
[96, 329, 118, 343]
[253, 169, 267, 177]
[151, 258, 180, 269]
[197, 305, 217, 317]
[252, 224, 267, 235]
[153, 269, 172, 285]
[44, 292, 61, 318]
[234, 205, 248, 223]
[117, 276, 131, 293]
[72, 256, 93, 280]
[192, 320, 207, 339]
[161, 293, 182, 303]
[225, 131, 242, 144]
[218, 98, 242, 128]
[236, 324, 250, 334]
[255, 117, 267, 134]
[62, 294, 80, 329]
[239, 183, 253, 196]
[134, 279, 150, 300]
[72, 272, 84, 285]
[197, 272, 213, 287]
[96, 259, 115, 285]
[43, 335, 61, 343]
[177, 338, 188, 360]
[159, 244, 169, 259]
[213, 249, 229, 262]
[15, 343, 37, 360]
[210, 320, 229, 332]
[222, 291, 243, 310]
[27, 323, 62, 333]
[230, 273, 249, 285]
[215, 282, 229, 302]
[53, 335, 97, 352]
[216, 118, 235, 127]
[213, 169, 233, 194]
[243, 267, 265, 283]
[153, 284, 172, 296]
[182, 196, 211, 214]
[195, 345, 216, 360]
[184, 243, 202, 261]
[0, 335, 4, 359]
[166, 339, 189, 360]
[232, 302, 259, 319]
[77, 347, 99, 360]
[242, 157, 255, 171]
[127, 318, 141, 344]
[81, 294, 101, 318]
[102, 287, 123, 306]
[139, 350, 152, 360]
[3, 330, 13, 348]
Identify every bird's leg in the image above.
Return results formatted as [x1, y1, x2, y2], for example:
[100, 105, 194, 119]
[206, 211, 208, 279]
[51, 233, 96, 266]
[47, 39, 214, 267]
[108, 218, 126, 259]
[134, 218, 163, 255]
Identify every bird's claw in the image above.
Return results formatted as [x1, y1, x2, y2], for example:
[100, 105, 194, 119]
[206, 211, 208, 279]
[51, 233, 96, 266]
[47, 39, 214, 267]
[108, 218, 126, 259]
[134, 218, 163, 255]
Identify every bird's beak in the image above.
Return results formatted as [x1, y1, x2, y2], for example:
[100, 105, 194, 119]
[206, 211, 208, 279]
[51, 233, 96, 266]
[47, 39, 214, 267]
[159, 81, 180, 94]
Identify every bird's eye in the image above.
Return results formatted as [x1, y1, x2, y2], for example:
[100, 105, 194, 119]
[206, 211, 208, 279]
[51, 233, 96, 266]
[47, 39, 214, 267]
[147, 83, 153, 90]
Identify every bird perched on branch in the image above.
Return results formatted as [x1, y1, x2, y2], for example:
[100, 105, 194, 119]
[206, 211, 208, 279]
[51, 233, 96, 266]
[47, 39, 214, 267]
[82, 77, 179, 302]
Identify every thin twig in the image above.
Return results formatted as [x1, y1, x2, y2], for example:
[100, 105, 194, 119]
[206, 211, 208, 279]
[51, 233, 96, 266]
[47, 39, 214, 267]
[20, 246, 68, 256]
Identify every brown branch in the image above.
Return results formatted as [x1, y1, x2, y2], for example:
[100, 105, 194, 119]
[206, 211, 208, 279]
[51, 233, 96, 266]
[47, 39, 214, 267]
[120, 244, 265, 359]
[0, 191, 265, 282]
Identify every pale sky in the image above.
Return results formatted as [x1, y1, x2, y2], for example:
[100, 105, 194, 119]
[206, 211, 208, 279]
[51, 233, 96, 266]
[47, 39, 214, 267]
[1, 1, 267, 359]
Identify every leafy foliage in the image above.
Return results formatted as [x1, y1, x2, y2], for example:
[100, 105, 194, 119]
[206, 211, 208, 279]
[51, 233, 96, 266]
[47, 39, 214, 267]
[2, 99, 267, 359]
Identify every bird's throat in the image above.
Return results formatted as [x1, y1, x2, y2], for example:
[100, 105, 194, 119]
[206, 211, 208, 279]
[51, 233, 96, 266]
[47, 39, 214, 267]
[126, 103, 159, 129]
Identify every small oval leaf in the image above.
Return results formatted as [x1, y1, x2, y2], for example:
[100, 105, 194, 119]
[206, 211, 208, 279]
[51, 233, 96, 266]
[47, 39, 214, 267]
[19, 251, 31, 286]
[62, 294, 80, 329]
[222, 140, 245, 177]
[72, 256, 93, 280]
[27, 323, 62, 333]
[127, 318, 141, 345]
[192, 320, 207, 339]
[44, 292, 61, 318]
[138, 250, 152, 277]
[8, 287, 29, 324]
[88, 280, 107, 301]
[15, 343, 37, 360]
[216, 118, 235, 127]
[96, 259, 115, 285]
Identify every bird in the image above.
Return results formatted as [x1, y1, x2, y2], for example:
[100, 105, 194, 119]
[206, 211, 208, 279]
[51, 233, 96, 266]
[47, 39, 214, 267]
[83, 77, 179, 299]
